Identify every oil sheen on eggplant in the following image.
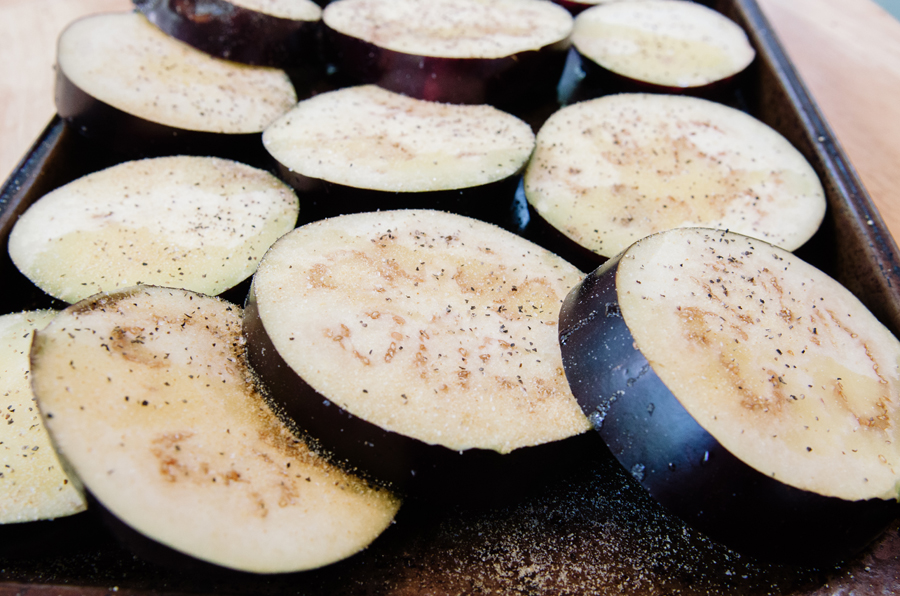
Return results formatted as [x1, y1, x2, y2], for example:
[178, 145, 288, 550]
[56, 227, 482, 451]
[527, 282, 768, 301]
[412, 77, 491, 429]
[244, 210, 591, 496]
[557, 228, 900, 564]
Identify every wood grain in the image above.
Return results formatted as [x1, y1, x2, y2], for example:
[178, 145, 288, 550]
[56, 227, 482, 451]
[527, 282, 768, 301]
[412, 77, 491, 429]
[1, 0, 899, 242]
[0, 0, 131, 177]
[756, 0, 900, 241]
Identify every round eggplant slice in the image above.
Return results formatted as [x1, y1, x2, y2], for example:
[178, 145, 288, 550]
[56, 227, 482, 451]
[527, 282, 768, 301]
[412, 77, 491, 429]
[56, 12, 297, 155]
[263, 85, 534, 223]
[30, 286, 400, 573]
[0, 310, 86, 525]
[522, 93, 826, 266]
[8, 156, 300, 304]
[558, 228, 900, 564]
[570, 0, 755, 95]
[244, 210, 591, 492]
[321, 0, 573, 106]
[133, 0, 323, 67]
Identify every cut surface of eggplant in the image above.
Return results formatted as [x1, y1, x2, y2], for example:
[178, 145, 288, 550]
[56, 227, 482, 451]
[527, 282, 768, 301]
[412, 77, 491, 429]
[57, 12, 297, 134]
[0, 310, 86, 524]
[263, 85, 535, 193]
[571, 0, 755, 89]
[321, 0, 572, 105]
[30, 286, 400, 573]
[246, 210, 590, 484]
[524, 93, 826, 260]
[558, 228, 900, 562]
[8, 156, 300, 304]
[133, 0, 323, 67]
[323, 0, 572, 59]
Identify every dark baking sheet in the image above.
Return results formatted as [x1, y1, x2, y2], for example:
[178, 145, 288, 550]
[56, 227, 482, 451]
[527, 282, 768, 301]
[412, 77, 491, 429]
[2, 0, 899, 594]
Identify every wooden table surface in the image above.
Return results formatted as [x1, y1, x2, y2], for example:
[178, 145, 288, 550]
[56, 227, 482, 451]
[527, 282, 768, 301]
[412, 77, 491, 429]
[2, 0, 900, 241]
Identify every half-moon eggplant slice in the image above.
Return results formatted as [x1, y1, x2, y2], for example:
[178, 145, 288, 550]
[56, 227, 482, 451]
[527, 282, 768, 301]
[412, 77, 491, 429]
[56, 11, 297, 156]
[262, 85, 534, 224]
[8, 156, 300, 304]
[569, 0, 755, 97]
[133, 0, 323, 67]
[31, 286, 400, 573]
[558, 228, 900, 564]
[1, 310, 86, 525]
[522, 93, 826, 268]
[244, 210, 591, 494]
[321, 0, 573, 107]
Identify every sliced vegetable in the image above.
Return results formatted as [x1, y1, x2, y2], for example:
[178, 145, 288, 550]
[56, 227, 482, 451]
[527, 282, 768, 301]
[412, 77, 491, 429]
[8, 156, 299, 304]
[570, 0, 755, 94]
[244, 210, 591, 491]
[56, 12, 297, 154]
[133, 0, 323, 67]
[558, 228, 900, 563]
[31, 286, 400, 573]
[322, 0, 573, 106]
[1, 310, 85, 525]
[523, 93, 826, 265]
[263, 85, 534, 223]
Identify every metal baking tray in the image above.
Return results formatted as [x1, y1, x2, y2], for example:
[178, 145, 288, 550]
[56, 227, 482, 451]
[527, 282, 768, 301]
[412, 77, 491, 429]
[1, 0, 898, 593]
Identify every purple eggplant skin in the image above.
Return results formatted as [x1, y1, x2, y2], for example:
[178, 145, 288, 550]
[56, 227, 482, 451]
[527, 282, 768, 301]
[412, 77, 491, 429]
[507, 178, 607, 274]
[55, 69, 267, 163]
[557, 257, 900, 565]
[243, 283, 598, 504]
[275, 163, 522, 228]
[132, 0, 324, 68]
[559, 47, 751, 106]
[323, 27, 568, 109]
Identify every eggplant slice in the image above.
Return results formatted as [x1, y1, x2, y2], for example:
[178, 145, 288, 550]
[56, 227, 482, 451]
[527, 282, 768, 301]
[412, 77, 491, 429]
[262, 85, 534, 222]
[30, 286, 400, 573]
[570, 0, 755, 93]
[8, 156, 300, 304]
[1, 310, 86, 525]
[322, 0, 573, 105]
[56, 12, 297, 153]
[244, 210, 591, 491]
[558, 228, 900, 564]
[523, 93, 826, 265]
[133, 0, 323, 67]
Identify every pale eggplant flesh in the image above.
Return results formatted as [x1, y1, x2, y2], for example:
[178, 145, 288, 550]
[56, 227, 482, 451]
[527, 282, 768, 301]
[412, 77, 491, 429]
[244, 287, 598, 502]
[262, 85, 536, 226]
[558, 229, 900, 565]
[30, 286, 400, 574]
[243, 210, 592, 499]
[56, 62, 269, 161]
[55, 12, 296, 157]
[567, 0, 755, 100]
[325, 29, 568, 108]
